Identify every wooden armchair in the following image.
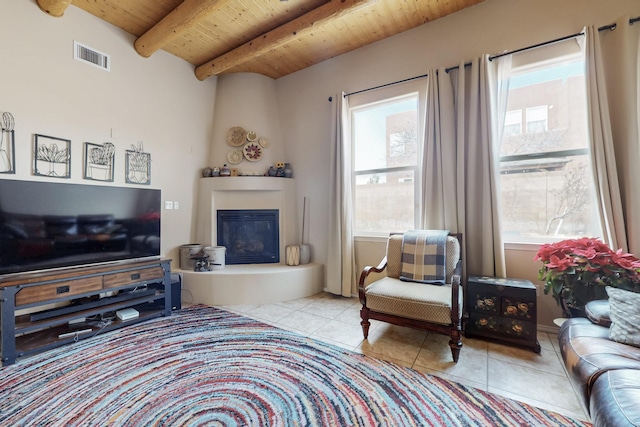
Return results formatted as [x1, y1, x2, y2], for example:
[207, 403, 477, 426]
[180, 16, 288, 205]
[358, 232, 464, 362]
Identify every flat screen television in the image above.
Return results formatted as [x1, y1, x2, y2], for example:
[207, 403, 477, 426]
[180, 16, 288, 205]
[0, 179, 161, 277]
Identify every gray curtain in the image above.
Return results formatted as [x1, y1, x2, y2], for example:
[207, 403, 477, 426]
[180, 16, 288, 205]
[585, 18, 640, 253]
[327, 92, 356, 296]
[441, 56, 508, 278]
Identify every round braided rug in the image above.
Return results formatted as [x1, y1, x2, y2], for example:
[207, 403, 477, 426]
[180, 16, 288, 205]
[0, 306, 589, 426]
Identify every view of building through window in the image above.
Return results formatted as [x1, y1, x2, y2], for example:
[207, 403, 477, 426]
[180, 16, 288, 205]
[499, 56, 602, 243]
[352, 95, 418, 235]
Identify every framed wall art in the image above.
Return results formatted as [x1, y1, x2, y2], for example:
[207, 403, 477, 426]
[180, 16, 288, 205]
[0, 112, 15, 174]
[84, 142, 115, 182]
[125, 141, 150, 185]
[34, 134, 71, 179]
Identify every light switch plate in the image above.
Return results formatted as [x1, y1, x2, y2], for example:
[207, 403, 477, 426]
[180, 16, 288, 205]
[165, 201, 173, 210]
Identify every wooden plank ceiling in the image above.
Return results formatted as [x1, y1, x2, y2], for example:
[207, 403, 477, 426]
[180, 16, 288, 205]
[43, 0, 484, 80]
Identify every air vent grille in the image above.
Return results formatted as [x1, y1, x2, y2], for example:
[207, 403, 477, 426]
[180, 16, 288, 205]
[74, 41, 110, 71]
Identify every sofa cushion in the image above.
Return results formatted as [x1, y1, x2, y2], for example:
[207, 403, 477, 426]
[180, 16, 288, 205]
[559, 318, 640, 412]
[590, 369, 640, 427]
[607, 287, 640, 348]
[585, 300, 612, 328]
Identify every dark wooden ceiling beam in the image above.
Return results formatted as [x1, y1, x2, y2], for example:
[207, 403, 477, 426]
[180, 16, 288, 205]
[36, 0, 72, 17]
[134, 0, 226, 58]
[194, 0, 376, 81]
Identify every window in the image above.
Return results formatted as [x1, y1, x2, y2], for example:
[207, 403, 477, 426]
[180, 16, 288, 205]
[499, 47, 601, 243]
[504, 110, 522, 136]
[526, 105, 548, 133]
[351, 90, 422, 236]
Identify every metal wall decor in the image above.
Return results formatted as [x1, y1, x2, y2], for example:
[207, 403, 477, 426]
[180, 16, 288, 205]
[84, 142, 115, 182]
[125, 141, 150, 185]
[34, 134, 71, 178]
[0, 112, 15, 174]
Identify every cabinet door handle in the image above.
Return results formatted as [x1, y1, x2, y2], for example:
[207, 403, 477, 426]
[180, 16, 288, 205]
[131, 273, 141, 280]
[56, 286, 70, 294]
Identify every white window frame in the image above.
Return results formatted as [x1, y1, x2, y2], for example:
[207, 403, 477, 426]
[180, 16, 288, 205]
[499, 41, 600, 244]
[348, 81, 427, 238]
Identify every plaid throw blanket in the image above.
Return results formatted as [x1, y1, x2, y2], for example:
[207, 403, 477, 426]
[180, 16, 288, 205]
[400, 230, 449, 285]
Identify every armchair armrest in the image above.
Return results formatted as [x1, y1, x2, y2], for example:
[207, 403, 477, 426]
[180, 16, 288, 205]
[450, 274, 462, 325]
[585, 299, 611, 328]
[358, 256, 387, 305]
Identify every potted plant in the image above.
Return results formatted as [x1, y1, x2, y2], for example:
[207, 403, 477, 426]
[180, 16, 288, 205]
[535, 237, 640, 317]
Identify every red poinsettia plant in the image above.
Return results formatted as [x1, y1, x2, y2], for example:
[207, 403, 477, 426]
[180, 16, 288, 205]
[535, 237, 640, 316]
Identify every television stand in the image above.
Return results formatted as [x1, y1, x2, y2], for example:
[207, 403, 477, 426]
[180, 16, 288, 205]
[0, 258, 172, 366]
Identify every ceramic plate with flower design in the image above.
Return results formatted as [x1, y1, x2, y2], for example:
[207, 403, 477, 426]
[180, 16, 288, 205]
[258, 137, 270, 148]
[246, 131, 257, 142]
[227, 149, 243, 164]
[243, 142, 263, 162]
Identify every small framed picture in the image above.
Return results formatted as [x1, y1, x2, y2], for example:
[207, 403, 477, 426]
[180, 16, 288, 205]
[84, 142, 115, 182]
[0, 129, 15, 174]
[34, 134, 71, 179]
[125, 142, 151, 185]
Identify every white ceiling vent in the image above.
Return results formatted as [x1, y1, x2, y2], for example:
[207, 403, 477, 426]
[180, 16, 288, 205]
[74, 41, 110, 71]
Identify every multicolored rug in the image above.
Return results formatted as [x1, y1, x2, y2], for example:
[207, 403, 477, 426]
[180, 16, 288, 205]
[0, 305, 589, 426]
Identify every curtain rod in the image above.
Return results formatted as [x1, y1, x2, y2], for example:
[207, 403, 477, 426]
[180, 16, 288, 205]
[445, 30, 584, 72]
[489, 31, 584, 61]
[328, 73, 428, 102]
[447, 16, 640, 73]
[489, 17, 640, 62]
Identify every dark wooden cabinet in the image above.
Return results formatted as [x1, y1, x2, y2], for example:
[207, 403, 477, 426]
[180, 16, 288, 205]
[0, 258, 172, 366]
[465, 276, 541, 353]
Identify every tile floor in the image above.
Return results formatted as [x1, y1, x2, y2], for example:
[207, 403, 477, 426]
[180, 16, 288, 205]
[215, 292, 589, 423]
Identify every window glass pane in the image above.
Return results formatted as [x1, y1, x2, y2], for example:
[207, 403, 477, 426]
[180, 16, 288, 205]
[353, 97, 418, 171]
[526, 105, 548, 133]
[501, 61, 587, 157]
[354, 171, 415, 233]
[352, 94, 418, 235]
[504, 110, 522, 136]
[499, 56, 601, 243]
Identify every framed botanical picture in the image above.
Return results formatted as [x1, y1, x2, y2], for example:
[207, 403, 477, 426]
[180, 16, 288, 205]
[0, 130, 15, 174]
[0, 112, 15, 174]
[34, 134, 71, 179]
[125, 142, 151, 185]
[84, 142, 115, 182]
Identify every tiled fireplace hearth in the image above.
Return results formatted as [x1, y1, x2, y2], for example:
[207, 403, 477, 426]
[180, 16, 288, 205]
[180, 177, 323, 305]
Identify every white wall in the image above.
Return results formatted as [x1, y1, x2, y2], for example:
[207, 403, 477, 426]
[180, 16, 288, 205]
[276, 0, 640, 327]
[3, 0, 639, 327]
[0, 1, 217, 266]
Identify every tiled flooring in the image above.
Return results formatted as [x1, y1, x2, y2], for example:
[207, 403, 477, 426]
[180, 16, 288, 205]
[216, 292, 589, 422]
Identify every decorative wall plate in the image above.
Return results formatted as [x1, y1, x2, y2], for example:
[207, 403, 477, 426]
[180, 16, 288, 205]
[258, 137, 270, 148]
[243, 142, 263, 162]
[227, 126, 247, 146]
[246, 131, 257, 142]
[227, 149, 243, 164]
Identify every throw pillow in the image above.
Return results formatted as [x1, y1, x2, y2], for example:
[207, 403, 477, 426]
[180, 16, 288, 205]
[606, 286, 640, 348]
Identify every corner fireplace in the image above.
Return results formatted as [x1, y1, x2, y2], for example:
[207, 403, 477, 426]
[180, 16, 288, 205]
[217, 209, 279, 264]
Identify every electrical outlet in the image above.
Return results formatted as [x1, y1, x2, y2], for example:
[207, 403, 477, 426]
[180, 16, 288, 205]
[165, 201, 173, 210]
[173, 201, 179, 210]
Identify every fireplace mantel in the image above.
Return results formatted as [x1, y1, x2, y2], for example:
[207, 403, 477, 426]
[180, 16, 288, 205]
[195, 177, 298, 263]
[185, 176, 323, 305]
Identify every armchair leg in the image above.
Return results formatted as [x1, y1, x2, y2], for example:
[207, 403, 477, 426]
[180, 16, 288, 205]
[449, 330, 462, 363]
[360, 307, 371, 339]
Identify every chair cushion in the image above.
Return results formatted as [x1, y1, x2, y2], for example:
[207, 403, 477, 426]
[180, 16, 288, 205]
[387, 234, 460, 282]
[365, 277, 462, 325]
